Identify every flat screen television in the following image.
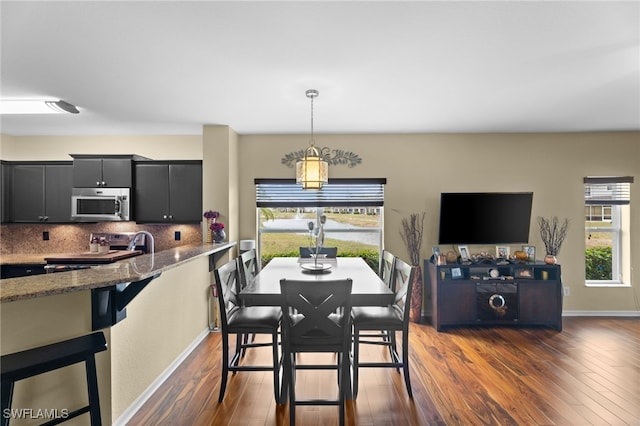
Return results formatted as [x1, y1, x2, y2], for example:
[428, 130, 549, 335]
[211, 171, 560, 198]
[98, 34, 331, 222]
[438, 192, 533, 245]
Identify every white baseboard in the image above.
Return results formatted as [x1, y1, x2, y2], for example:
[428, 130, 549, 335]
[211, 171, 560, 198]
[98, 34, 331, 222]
[563, 310, 640, 317]
[112, 327, 211, 426]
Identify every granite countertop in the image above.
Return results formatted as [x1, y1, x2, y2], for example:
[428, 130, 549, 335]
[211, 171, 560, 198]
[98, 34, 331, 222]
[0, 242, 236, 303]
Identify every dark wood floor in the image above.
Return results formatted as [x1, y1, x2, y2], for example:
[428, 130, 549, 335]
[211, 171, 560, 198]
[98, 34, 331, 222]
[127, 317, 640, 425]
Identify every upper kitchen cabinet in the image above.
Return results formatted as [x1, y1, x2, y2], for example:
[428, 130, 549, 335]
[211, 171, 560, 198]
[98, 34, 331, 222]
[71, 154, 149, 188]
[1, 161, 12, 223]
[12, 162, 74, 223]
[134, 161, 202, 223]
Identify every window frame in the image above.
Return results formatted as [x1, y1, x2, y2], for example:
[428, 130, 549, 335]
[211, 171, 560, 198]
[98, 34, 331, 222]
[583, 176, 633, 287]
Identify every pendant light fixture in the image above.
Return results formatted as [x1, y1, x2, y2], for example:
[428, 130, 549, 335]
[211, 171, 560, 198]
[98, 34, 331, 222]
[296, 89, 328, 190]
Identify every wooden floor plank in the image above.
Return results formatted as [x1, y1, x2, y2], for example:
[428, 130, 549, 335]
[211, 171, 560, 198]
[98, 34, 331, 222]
[127, 317, 640, 426]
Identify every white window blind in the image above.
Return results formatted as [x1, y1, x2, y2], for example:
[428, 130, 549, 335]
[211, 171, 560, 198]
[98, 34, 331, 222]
[255, 178, 386, 207]
[584, 176, 634, 205]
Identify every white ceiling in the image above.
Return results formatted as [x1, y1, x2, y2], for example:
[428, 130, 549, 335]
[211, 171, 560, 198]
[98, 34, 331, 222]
[1, 1, 639, 137]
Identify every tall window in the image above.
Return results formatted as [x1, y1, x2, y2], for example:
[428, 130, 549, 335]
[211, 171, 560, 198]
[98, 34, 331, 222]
[255, 179, 385, 269]
[584, 176, 633, 285]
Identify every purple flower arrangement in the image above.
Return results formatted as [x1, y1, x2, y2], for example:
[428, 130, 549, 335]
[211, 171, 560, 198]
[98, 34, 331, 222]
[203, 210, 220, 220]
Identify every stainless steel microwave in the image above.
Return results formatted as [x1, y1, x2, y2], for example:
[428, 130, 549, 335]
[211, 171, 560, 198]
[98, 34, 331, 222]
[71, 188, 131, 222]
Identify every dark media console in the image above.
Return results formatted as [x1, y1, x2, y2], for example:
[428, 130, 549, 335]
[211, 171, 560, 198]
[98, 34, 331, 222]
[425, 260, 562, 332]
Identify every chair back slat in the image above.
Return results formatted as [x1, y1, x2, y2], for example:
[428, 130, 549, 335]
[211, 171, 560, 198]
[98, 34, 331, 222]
[280, 279, 352, 352]
[392, 258, 415, 322]
[239, 249, 260, 289]
[379, 250, 396, 290]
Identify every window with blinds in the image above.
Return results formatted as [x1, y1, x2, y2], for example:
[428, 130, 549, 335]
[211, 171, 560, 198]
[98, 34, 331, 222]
[254, 178, 386, 267]
[584, 176, 633, 205]
[255, 178, 385, 207]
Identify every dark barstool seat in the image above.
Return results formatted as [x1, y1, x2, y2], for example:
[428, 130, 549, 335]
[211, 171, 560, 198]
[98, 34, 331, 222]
[1, 332, 107, 426]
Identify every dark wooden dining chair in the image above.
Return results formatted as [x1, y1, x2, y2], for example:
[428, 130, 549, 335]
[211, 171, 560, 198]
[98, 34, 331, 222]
[356, 250, 398, 358]
[214, 258, 282, 403]
[299, 246, 338, 258]
[279, 278, 353, 426]
[351, 257, 415, 399]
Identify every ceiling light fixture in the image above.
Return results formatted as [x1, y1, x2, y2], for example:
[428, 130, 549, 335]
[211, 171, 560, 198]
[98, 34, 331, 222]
[296, 89, 328, 190]
[0, 99, 80, 114]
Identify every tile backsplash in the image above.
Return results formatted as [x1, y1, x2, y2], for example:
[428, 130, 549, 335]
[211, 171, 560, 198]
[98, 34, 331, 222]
[0, 222, 203, 255]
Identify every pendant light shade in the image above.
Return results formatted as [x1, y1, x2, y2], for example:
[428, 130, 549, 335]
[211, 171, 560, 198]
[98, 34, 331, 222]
[296, 89, 328, 190]
[296, 145, 329, 190]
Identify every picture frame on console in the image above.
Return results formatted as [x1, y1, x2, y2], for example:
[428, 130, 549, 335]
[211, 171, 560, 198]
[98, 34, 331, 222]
[515, 266, 534, 279]
[458, 245, 470, 262]
[496, 246, 510, 258]
[451, 267, 464, 280]
[523, 245, 536, 262]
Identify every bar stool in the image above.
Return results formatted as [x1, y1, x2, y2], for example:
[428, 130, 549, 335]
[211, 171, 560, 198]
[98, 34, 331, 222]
[1, 332, 107, 426]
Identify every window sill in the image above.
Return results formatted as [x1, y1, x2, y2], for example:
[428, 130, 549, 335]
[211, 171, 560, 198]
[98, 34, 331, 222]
[585, 281, 631, 288]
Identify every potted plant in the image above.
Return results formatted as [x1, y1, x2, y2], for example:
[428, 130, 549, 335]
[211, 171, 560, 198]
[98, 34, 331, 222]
[400, 212, 425, 322]
[537, 216, 569, 264]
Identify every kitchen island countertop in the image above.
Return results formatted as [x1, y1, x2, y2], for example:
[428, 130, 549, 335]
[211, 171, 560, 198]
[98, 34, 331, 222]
[0, 242, 235, 303]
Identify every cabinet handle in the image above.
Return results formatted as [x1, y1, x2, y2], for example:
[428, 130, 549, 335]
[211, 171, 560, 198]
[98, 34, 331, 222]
[169, 215, 173, 220]
[101, 181, 106, 186]
[163, 215, 168, 220]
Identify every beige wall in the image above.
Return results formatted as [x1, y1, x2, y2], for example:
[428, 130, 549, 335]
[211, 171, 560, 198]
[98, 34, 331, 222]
[0, 134, 203, 161]
[237, 132, 640, 313]
[2, 131, 639, 314]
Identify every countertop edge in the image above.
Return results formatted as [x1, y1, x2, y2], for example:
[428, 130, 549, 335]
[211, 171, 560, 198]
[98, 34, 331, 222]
[0, 242, 236, 303]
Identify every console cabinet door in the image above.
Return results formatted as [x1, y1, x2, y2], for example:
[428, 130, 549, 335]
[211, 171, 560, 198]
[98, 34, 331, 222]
[519, 281, 562, 329]
[438, 282, 476, 325]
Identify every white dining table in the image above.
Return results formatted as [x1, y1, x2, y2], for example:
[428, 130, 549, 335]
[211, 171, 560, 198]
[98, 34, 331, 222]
[240, 257, 394, 307]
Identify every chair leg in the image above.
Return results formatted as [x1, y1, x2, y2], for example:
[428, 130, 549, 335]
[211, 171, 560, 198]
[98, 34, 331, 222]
[352, 328, 360, 399]
[1, 381, 14, 426]
[402, 330, 413, 398]
[288, 352, 296, 426]
[232, 334, 243, 370]
[85, 355, 102, 426]
[218, 333, 230, 402]
[338, 353, 347, 426]
[271, 330, 282, 404]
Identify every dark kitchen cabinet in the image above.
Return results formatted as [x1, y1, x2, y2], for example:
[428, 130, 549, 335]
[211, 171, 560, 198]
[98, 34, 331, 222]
[134, 161, 202, 223]
[12, 163, 73, 223]
[72, 157, 134, 188]
[1, 264, 47, 279]
[1, 161, 12, 223]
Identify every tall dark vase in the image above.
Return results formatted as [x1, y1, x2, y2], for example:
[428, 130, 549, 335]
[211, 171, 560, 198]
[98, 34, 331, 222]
[409, 264, 423, 323]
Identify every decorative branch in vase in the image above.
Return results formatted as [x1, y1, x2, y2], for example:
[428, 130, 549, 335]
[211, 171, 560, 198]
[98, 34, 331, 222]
[400, 212, 425, 323]
[537, 216, 569, 264]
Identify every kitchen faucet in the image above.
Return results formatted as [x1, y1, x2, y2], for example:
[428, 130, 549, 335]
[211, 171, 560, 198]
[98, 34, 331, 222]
[128, 231, 155, 254]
